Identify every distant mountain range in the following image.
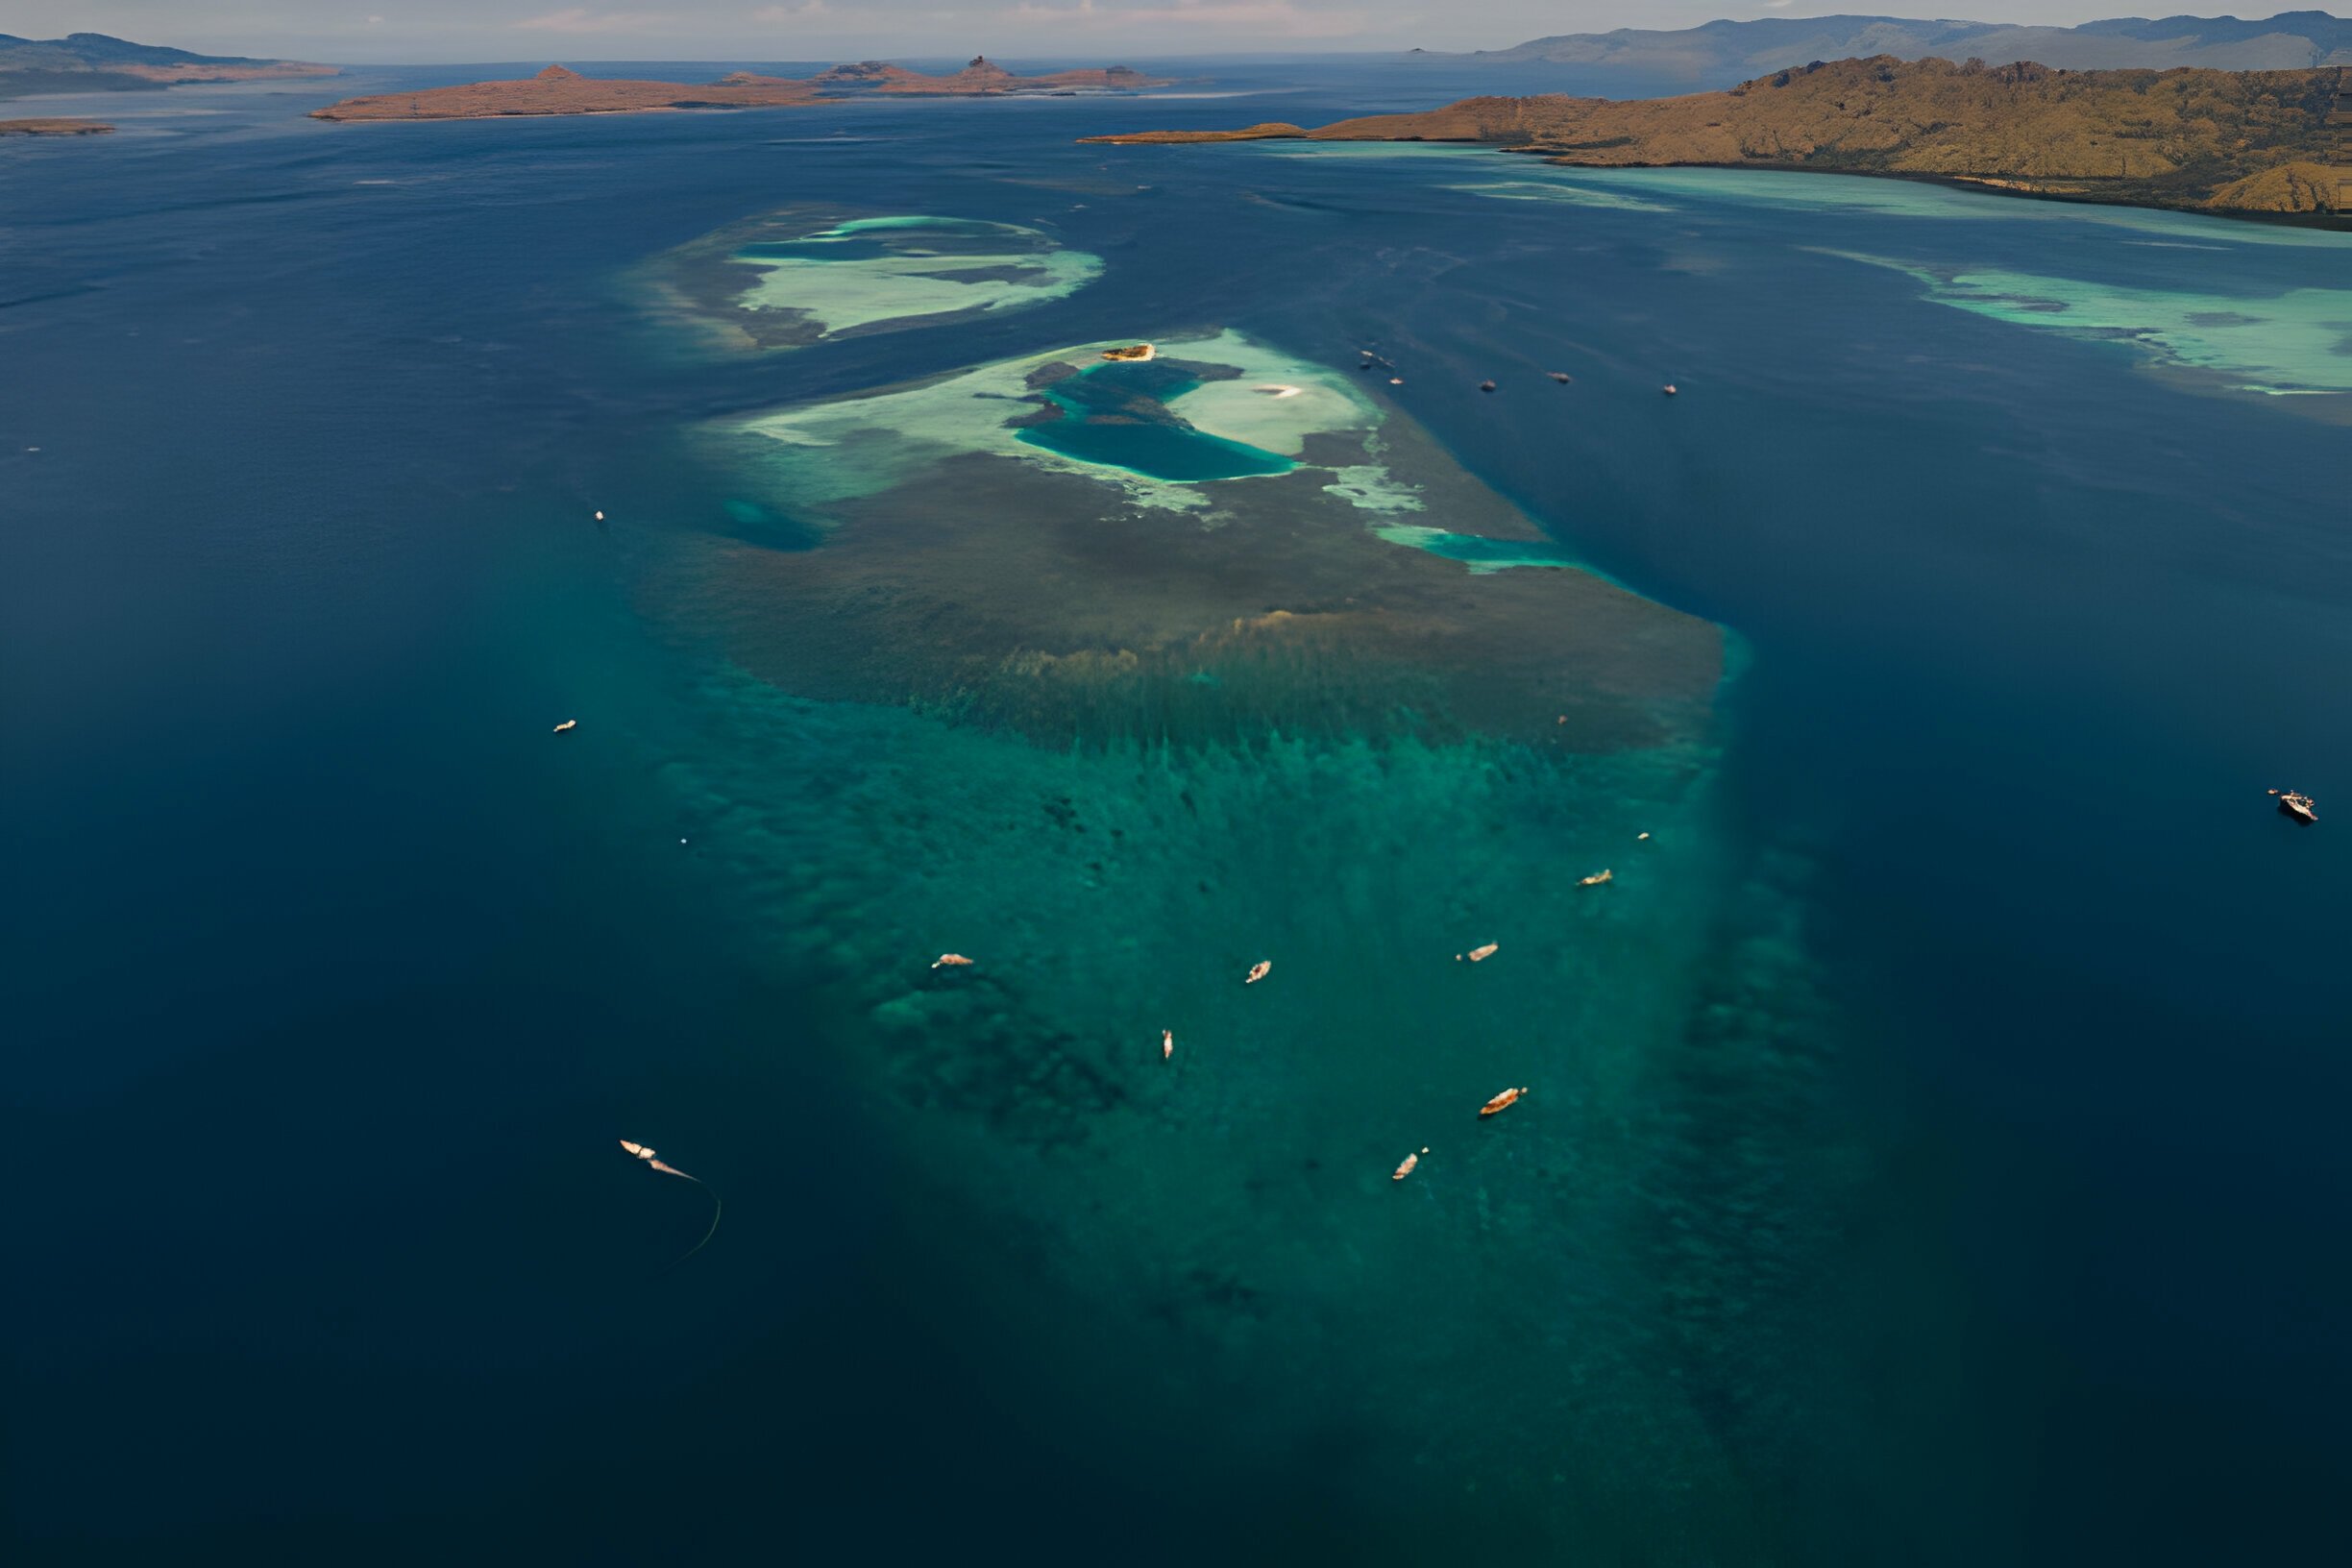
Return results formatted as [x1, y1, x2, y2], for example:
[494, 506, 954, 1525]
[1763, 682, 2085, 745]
[1440, 12, 2352, 86]
[0, 32, 334, 100]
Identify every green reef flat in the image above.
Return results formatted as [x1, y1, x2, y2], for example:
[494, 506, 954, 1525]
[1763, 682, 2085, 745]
[694, 328, 1725, 749]
[639, 210, 1101, 354]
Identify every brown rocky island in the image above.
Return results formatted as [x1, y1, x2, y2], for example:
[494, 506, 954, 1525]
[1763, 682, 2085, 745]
[0, 118, 114, 136]
[313, 57, 1169, 123]
[1084, 57, 2352, 219]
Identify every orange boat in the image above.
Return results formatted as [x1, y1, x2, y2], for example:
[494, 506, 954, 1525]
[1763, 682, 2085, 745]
[1245, 960, 1271, 985]
[1579, 869, 1613, 887]
[1392, 1147, 1428, 1180]
[931, 952, 973, 968]
[1479, 1086, 1529, 1117]
[1458, 943, 1499, 963]
[1162, 1029, 1174, 1060]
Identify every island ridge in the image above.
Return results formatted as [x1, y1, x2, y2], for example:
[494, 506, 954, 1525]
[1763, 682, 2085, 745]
[1085, 56, 2352, 218]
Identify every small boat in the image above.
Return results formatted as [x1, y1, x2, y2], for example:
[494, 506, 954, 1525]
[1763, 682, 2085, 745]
[1579, 869, 1613, 886]
[1662, 383, 1679, 396]
[1636, 831, 1651, 841]
[1162, 1029, 1174, 1060]
[552, 719, 577, 734]
[1387, 377, 1404, 385]
[1392, 1147, 1428, 1181]
[1479, 1087, 1529, 1117]
[1479, 380, 1497, 393]
[932, 952, 974, 968]
[621, 1139, 693, 1180]
[1458, 943, 1499, 963]
[1100, 343, 1156, 362]
[1245, 960, 1271, 985]
[593, 510, 604, 522]
[2278, 790, 2318, 824]
[1548, 372, 1572, 383]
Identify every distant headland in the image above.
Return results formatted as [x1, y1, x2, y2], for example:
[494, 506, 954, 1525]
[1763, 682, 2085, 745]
[0, 32, 333, 101]
[311, 57, 1169, 123]
[1085, 57, 2352, 220]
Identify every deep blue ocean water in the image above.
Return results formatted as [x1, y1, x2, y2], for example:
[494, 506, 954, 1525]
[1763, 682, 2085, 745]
[6, 61, 2351, 1564]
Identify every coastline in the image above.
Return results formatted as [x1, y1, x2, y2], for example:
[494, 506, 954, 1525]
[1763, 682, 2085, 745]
[1498, 148, 2352, 231]
[1083, 133, 2352, 231]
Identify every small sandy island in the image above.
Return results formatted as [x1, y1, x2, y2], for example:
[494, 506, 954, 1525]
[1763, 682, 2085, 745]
[313, 57, 1171, 123]
[0, 118, 114, 136]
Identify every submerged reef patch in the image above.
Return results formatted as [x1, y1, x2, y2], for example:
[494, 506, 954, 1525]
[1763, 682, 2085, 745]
[640, 208, 1101, 353]
[1829, 250, 2352, 404]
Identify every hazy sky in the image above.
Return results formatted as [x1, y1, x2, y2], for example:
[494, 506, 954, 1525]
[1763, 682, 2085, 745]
[6, 3, 2250, 61]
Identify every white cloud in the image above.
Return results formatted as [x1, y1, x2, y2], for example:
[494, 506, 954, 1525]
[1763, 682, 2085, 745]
[1001, 1, 1369, 39]
[512, 8, 667, 32]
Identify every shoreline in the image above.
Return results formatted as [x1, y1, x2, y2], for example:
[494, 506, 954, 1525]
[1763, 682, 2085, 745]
[1498, 148, 2352, 232]
[1086, 132, 2352, 232]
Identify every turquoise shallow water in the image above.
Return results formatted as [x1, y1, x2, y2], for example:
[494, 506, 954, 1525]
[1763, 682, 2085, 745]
[9, 62, 2352, 1567]
[1017, 360, 1298, 479]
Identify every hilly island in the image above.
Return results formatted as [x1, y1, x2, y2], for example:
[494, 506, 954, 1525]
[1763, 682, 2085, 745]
[312, 58, 1166, 122]
[1088, 56, 2352, 218]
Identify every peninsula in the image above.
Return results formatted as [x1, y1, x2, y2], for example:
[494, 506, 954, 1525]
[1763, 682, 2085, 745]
[312, 56, 1168, 123]
[1085, 57, 2352, 218]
